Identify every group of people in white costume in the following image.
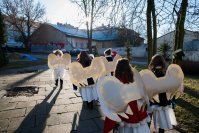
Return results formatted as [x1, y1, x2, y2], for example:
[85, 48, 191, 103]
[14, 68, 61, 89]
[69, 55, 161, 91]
[48, 48, 184, 133]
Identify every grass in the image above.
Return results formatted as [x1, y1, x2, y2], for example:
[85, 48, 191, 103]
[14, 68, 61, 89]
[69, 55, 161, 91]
[174, 75, 199, 133]
[134, 64, 199, 133]
[0, 59, 47, 70]
[133, 64, 147, 71]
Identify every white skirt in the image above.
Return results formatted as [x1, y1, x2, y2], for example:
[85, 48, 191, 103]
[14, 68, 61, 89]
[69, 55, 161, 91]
[53, 67, 65, 80]
[80, 85, 98, 102]
[114, 117, 151, 133]
[115, 124, 150, 133]
[151, 105, 177, 130]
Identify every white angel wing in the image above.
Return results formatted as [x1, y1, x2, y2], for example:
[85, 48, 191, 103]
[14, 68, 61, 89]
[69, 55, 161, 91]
[48, 53, 57, 69]
[69, 62, 85, 87]
[69, 57, 106, 88]
[132, 67, 149, 104]
[87, 57, 106, 81]
[48, 53, 71, 69]
[140, 64, 184, 101]
[96, 68, 147, 121]
[96, 77, 122, 122]
[101, 54, 122, 74]
[62, 53, 71, 69]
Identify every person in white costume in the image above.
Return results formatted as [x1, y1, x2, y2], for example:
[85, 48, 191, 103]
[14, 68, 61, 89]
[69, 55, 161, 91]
[76, 51, 98, 109]
[104, 48, 113, 61]
[146, 54, 182, 133]
[97, 58, 150, 133]
[104, 48, 114, 76]
[48, 50, 71, 89]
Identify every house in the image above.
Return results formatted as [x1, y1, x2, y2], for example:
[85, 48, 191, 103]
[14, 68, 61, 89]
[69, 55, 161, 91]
[157, 30, 199, 62]
[30, 23, 144, 53]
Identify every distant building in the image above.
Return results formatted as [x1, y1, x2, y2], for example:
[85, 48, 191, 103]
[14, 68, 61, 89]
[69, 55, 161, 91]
[30, 23, 144, 53]
[157, 30, 199, 62]
[3, 15, 40, 48]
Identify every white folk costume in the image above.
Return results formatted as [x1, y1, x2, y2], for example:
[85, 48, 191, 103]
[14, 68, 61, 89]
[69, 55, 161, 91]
[96, 67, 150, 133]
[48, 50, 71, 88]
[140, 64, 184, 130]
[69, 57, 106, 102]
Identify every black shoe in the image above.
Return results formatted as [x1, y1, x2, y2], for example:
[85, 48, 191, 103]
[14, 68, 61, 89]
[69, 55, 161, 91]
[55, 79, 59, 87]
[60, 79, 63, 89]
[86, 101, 89, 108]
[159, 128, 165, 133]
[90, 101, 94, 110]
[86, 101, 93, 110]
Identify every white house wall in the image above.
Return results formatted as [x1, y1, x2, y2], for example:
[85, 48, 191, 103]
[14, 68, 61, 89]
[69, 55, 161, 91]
[157, 31, 175, 50]
[183, 51, 199, 62]
[98, 46, 147, 57]
[67, 37, 97, 49]
[157, 30, 199, 50]
[157, 30, 199, 62]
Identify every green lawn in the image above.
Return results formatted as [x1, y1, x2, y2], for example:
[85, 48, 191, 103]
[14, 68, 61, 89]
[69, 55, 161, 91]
[0, 59, 47, 70]
[133, 64, 147, 71]
[175, 75, 199, 133]
[134, 64, 199, 133]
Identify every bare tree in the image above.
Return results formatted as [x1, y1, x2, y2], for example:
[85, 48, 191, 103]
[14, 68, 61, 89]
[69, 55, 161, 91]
[108, 0, 198, 39]
[172, 0, 188, 64]
[117, 24, 142, 61]
[0, 10, 8, 66]
[106, 0, 157, 62]
[153, 0, 199, 33]
[1, 0, 45, 50]
[107, 0, 146, 26]
[117, 24, 142, 46]
[146, 0, 157, 64]
[71, 0, 108, 53]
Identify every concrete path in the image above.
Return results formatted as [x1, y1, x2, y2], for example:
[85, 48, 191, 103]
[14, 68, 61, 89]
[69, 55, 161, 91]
[0, 65, 179, 133]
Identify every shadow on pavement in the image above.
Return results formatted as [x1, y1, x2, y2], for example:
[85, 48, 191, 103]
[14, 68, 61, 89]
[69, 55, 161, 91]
[11, 70, 46, 87]
[71, 101, 104, 133]
[14, 86, 62, 133]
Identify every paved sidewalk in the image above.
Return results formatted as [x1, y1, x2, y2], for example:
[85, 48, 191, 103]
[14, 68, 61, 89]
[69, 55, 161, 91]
[0, 66, 179, 133]
[0, 67, 104, 133]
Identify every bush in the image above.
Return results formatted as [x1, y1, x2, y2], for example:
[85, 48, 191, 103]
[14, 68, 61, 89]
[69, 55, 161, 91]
[125, 40, 132, 61]
[0, 52, 9, 67]
[158, 42, 172, 61]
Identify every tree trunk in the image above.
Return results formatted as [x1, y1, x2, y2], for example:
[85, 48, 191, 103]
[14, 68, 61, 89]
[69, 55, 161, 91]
[22, 32, 29, 51]
[87, 0, 95, 53]
[88, 16, 93, 53]
[172, 0, 188, 64]
[27, 15, 31, 51]
[0, 47, 6, 67]
[151, 0, 157, 55]
[147, 0, 153, 64]
[88, 36, 92, 53]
